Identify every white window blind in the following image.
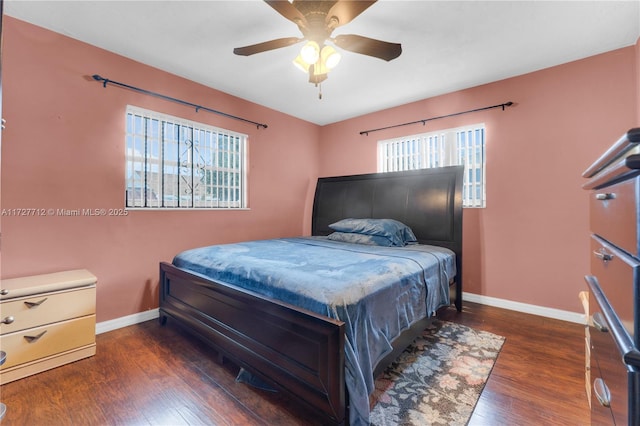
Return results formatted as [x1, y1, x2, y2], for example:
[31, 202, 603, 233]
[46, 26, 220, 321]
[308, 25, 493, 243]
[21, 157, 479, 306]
[377, 124, 486, 207]
[125, 106, 247, 209]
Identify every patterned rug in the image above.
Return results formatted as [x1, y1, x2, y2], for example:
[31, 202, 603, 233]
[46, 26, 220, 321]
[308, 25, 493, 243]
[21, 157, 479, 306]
[369, 320, 505, 425]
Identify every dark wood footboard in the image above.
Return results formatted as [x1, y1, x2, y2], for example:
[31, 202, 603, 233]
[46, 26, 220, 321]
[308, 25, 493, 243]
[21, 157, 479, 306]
[159, 261, 346, 425]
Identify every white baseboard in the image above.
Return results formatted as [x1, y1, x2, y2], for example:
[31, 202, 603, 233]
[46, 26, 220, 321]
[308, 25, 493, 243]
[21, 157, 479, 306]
[95, 294, 585, 335]
[463, 292, 586, 324]
[96, 308, 159, 335]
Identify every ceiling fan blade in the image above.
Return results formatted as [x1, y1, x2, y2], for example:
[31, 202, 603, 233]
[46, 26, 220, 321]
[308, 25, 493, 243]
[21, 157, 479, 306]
[264, 1, 308, 27]
[233, 37, 303, 56]
[333, 34, 402, 61]
[325, 1, 376, 28]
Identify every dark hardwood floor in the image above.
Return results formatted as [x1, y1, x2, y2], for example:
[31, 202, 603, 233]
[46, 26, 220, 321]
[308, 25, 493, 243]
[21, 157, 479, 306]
[439, 303, 590, 426]
[0, 302, 590, 425]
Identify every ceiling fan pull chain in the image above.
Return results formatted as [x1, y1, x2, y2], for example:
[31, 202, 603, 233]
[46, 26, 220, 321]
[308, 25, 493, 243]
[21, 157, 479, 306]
[318, 83, 322, 100]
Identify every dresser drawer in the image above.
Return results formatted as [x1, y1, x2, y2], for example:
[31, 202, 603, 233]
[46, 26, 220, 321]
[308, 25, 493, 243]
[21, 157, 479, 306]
[589, 287, 640, 425]
[0, 315, 95, 369]
[590, 236, 639, 345]
[590, 321, 640, 426]
[0, 285, 96, 334]
[590, 177, 640, 258]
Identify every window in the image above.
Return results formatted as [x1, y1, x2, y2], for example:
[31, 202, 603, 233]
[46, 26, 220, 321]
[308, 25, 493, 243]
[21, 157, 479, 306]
[377, 124, 486, 207]
[125, 106, 247, 209]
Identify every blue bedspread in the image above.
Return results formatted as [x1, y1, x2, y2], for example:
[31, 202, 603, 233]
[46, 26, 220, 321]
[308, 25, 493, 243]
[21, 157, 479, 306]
[173, 237, 455, 425]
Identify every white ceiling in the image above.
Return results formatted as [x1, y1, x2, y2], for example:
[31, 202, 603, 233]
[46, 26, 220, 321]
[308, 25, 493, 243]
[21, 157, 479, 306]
[5, 0, 640, 125]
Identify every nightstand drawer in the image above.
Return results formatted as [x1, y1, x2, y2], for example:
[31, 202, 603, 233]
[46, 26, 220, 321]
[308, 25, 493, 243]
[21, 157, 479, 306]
[0, 285, 96, 334]
[0, 315, 95, 369]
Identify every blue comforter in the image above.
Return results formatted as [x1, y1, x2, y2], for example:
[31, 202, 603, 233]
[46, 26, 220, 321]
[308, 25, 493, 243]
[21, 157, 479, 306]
[173, 237, 455, 425]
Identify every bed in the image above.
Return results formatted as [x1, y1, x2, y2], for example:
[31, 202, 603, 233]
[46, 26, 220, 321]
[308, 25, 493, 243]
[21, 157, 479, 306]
[159, 166, 464, 425]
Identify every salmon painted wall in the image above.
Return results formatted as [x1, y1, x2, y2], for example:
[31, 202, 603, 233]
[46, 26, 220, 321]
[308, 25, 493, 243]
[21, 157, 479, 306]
[318, 46, 638, 314]
[1, 17, 321, 322]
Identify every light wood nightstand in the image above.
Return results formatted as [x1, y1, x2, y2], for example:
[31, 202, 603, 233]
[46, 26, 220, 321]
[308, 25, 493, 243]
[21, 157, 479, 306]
[0, 269, 97, 384]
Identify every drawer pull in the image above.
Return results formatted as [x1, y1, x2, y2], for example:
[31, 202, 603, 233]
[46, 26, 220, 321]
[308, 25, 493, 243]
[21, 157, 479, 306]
[593, 250, 614, 262]
[592, 312, 609, 332]
[23, 330, 47, 343]
[594, 378, 611, 407]
[1, 316, 14, 325]
[595, 193, 616, 201]
[0, 289, 8, 296]
[24, 297, 48, 308]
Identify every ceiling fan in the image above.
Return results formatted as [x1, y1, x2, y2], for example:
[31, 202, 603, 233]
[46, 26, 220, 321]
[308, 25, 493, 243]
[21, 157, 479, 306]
[233, 0, 402, 95]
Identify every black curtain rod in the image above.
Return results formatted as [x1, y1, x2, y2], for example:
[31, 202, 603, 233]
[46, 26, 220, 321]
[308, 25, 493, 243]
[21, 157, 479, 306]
[360, 101, 514, 136]
[92, 75, 268, 130]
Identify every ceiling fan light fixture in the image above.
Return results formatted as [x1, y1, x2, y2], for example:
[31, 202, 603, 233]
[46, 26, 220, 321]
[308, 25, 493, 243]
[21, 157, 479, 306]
[292, 55, 310, 73]
[321, 45, 341, 69]
[300, 41, 320, 65]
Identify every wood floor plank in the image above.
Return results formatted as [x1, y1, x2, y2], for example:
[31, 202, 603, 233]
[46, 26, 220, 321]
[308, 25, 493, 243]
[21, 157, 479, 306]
[0, 302, 590, 425]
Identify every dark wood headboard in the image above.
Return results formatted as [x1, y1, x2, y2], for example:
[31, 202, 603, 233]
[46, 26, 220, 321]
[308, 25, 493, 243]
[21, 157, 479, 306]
[312, 166, 463, 248]
[311, 166, 464, 309]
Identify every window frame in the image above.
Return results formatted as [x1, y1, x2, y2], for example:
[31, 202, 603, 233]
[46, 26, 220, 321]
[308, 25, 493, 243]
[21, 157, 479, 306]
[125, 105, 248, 210]
[377, 123, 486, 208]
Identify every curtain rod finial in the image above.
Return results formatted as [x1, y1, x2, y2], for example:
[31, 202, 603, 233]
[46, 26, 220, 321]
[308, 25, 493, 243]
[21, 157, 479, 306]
[92, 74, 108, 88]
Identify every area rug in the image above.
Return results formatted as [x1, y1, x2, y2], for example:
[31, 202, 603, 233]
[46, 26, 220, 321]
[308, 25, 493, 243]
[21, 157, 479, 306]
[369, 320, 505, 425]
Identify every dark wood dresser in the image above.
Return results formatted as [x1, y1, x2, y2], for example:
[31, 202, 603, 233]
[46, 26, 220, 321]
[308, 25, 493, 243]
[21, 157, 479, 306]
[583, 127, 640, 425]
